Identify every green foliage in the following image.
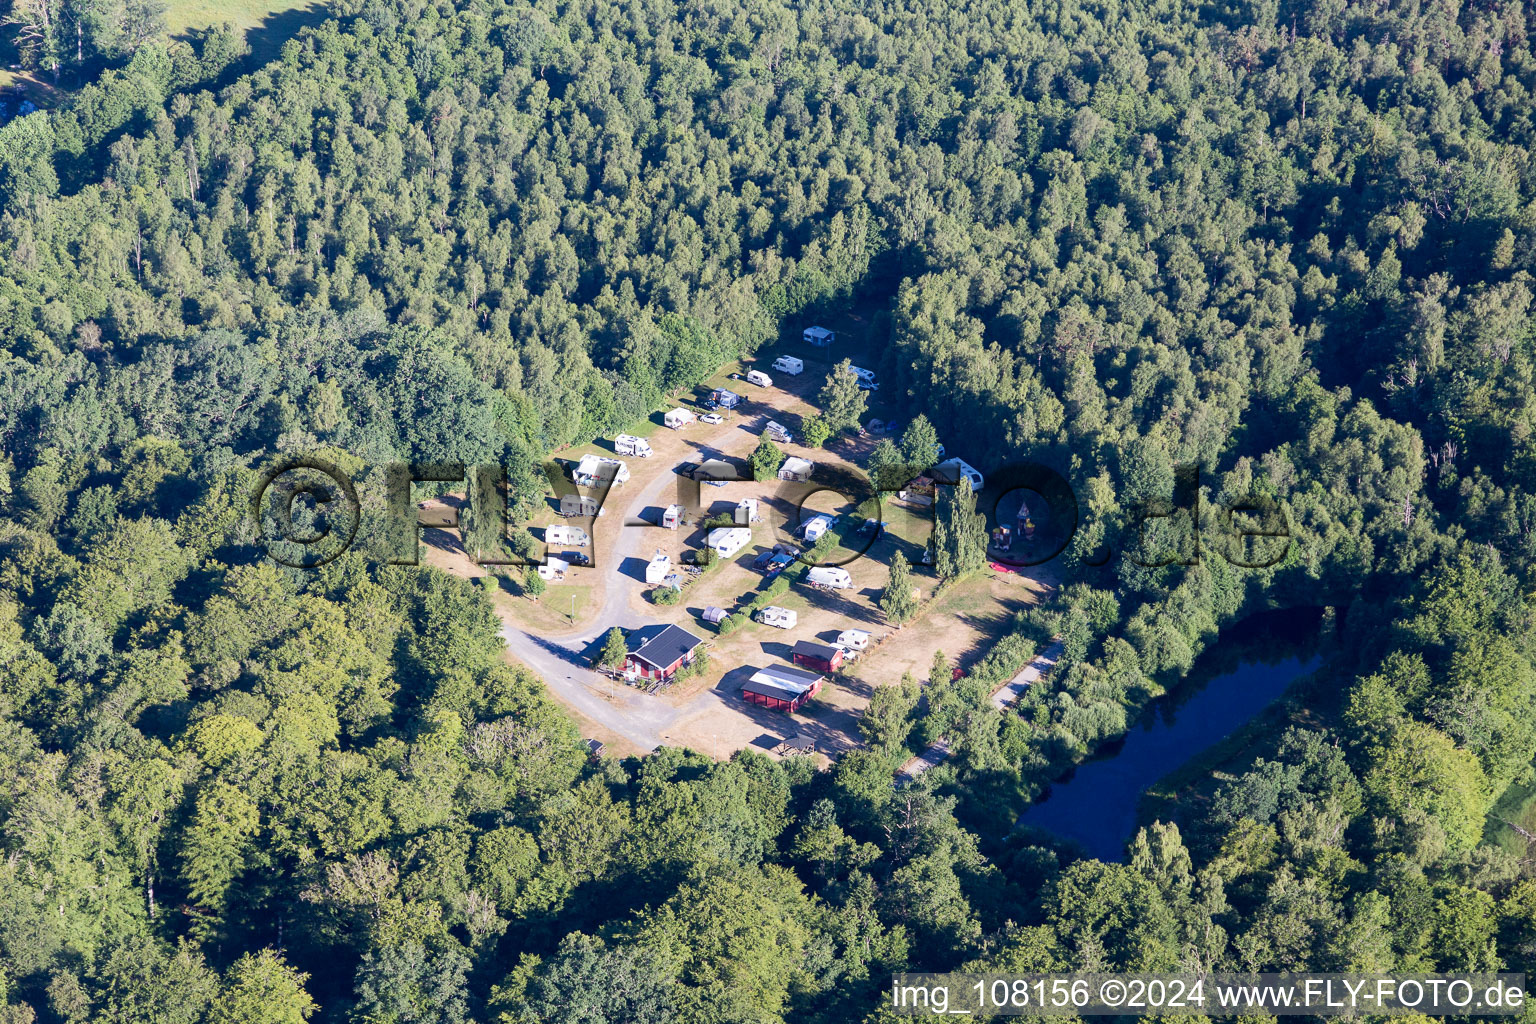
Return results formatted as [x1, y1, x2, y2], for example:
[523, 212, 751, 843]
[522, 567, 546, 601]
[899, 415, 941, 470]
[749, 431, 783, 482]
[819, 360, 868, 434]
[932, 478, 988, 581]
[0, 0, 1534, 1016]
[597, 627, 628, 670]
[801, 414, 833, 449]
[880, 551, 917, 624]
[649, 585, 681, 606]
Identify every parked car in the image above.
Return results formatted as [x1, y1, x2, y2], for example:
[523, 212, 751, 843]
[700, 413, 724, 424]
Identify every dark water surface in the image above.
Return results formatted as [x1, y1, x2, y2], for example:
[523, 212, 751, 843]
[1016, 609, 1326, 861]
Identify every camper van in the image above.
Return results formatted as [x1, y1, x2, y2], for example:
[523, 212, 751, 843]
[772, 356, 804, 375]
[848, 366, 879, 390]
[546, 524, 589, 546]
[806, 566, 852, 590]
[614, 434, 652, 458]
[746, 369, 773, 388]
[765, 420, 792, 444]
[757, 606, 798, 629]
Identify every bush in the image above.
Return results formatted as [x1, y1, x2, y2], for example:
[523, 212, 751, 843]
[745, 575, 790, 614]
[717, 613, 745, 635]
[674, 648, 711, 682]
[650, 585, 681, 606]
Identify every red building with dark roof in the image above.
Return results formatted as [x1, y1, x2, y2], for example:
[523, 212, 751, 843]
[741, 664, 824, 712]
[623, 624, 704, 681]
[791, 640, 845, 674]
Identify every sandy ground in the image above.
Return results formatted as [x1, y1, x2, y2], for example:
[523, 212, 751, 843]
[419, 348, 1050, 761]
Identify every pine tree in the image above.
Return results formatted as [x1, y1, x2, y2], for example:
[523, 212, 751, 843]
[900, 414, 941, 469]
[750, 431, 783, 481]
[818, 360, 868, 433]
[599, 627, 628, 669]
[880, 550, 917, 625]
[933, 478, 988, 580]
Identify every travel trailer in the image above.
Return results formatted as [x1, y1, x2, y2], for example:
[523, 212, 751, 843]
[837, 629, 872, 651]
[546, 525, 589, 546]
[806, 566, 852, 590]
[614, 434, 652, 458]
[559, 494, 604, 517]
[801, 514, 834, 542]
[778, 456, 814, 482]
[707, 527, 752, 560]
[933, 457, 984, 491]
[537, 556, 570, 581]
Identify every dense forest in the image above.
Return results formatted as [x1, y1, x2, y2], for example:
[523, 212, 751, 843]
[0, 0, 1534, 1019]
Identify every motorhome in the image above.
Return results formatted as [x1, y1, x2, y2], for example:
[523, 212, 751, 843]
[772, 355, 804, 375]
[765, 421, 793, 444]
[848, 365, 879, 390]
[757, 606, 797, 629]
[614, 434, 652, 458]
